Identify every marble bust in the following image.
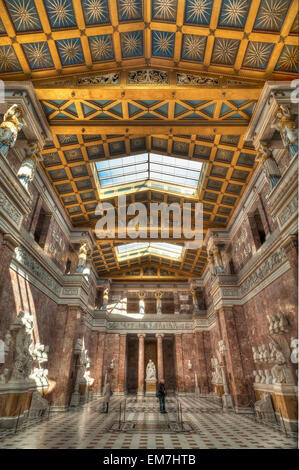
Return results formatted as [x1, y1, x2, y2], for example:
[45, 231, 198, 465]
[145, 359, 157, 382]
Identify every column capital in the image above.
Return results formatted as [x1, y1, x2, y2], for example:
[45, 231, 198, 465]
[137, 333, 146, 338]
[155, 333, 164, 338]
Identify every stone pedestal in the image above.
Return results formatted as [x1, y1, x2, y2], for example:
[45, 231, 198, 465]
[145, 380, 157, 395]
[254, 383, 298, 432]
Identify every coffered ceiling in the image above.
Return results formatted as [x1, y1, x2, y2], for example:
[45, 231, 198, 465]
[0, 0, 297, 279]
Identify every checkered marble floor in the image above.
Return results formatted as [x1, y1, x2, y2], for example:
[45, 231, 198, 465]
[0, 396, 297, 449]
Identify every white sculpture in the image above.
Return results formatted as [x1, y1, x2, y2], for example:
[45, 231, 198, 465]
[272, 105, 298, 152]
[0, 368, 8, 384]
[258, 369, 266, 383]
[9, 311, 34, 383]
[261, 344, 270, 362]
[0, 104, 24, 156]
[264, 369, 273, 384]
[29, 391, 49, 418]
[258, 346, 264, 362]
[188, 360, 192, 370]
[145, 359, 157, 382]
[211, 356, 223, 384]
[254, 392, 276, 423]
[252, 346, 260, 363]
[32, 343, 49, 365]
[17, 141, 41, 189]
[267, 312, 289, 334]
[256, 143, 281, 188]
[76, 243, 88, 272]
[253, 370, 260, 383]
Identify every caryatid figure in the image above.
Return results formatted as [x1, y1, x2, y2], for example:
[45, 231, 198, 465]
[76, 243, 88, 273]
[0, 104, 25, 156]
[138, 291, 145, 315]
[102, 287, 109, 309]
[256, 143, 281, 189]
[17, 141, 41, 190]
[272, 105, 298, 156]
[155, 291, 163, 314]
[213, 245, 224, 273]
[191, 288, 199, 309]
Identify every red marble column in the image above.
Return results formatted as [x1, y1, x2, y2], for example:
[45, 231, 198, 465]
[174, 333, 185, 393]
[218, 306, 251, 408]
[0, 233, 18, 302]
[93, 332, 106, 395]
[194, 331, 209, 394]
[137, 334, 145, 396]
[47, 305, 84, 408]
[117, 333, 127, 394]
[156, 333, 164, 381]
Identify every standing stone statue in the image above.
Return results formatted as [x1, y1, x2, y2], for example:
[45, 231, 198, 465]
[256, 143, 281, 189]
[145, 359, 157, 382]
[0, 104, 24, 156]
[272, 105, 298, 156]
[76, 243, 88, 272]
[17, 141, 41, 190]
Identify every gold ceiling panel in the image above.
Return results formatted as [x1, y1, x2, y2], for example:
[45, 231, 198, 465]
[0, 0, 295, 278]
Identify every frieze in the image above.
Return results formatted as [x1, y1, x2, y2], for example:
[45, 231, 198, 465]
[127, 70, 169, 85]
[62, 288, 79, 295]
[107, 321, 193, 331]
[0, 187, 22, 226]
[14, 247, 61, 295]
[222, 288, 238, 296]
[77, 73, 119, 86]
[278, 194, 298, 227]
[240, 247, 287, 296]
[177, 73, 219, 86]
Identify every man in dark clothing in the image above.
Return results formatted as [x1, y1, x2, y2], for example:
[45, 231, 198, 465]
[156, 380, 167, 413]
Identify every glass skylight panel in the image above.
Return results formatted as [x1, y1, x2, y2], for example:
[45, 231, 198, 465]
[96, 153, 202, 189]
[116, 242, 184, 261]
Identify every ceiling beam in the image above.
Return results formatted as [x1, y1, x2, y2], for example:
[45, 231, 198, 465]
[35, 87, 262, 100]
[50, 121, 249, 135]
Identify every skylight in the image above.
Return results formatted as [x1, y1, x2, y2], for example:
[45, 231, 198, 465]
[116, 242, 184, 261]
[95, 153, 202, 189]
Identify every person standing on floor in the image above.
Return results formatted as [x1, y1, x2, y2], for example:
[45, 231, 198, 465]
[103, 381, 112, 413]
[156, 379, 167, 413]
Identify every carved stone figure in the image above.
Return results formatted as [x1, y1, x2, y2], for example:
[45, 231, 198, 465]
[9, 311, 34, 383]
[145, 359, 157, 382]
[258, 369, 266, 383]
[0, 104, 24, 156]
[29, 391, 49, 418]
[17, 141, 41, 190]
[254, 392, 276, 423]
[261, 344, 270, 362]
[264, 369, 273, 384]
[208, 254, 217, 278]
[253, 370, 260, 383]
[270, 339, 294, 384]
[256, 143, 281, 189]
[267, 312, 289, 334]
[31, 343, 49, 365]
[277, 311, 289, 333]
[0, 368, 8, 384]
[76, 243, 88, 272]
[211, 356, 223, 384]
[213, 246, 224, 273]
[272, 105, 298, 155]
[252, 346, 260, 363]
[258, 346, 264, 362]
[155, 291, 163, 313]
